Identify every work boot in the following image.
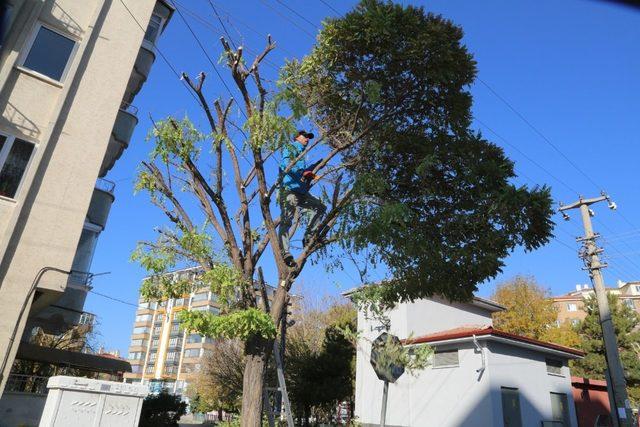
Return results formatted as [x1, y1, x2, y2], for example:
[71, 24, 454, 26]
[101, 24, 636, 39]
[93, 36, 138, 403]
[283, 252, 296, 268]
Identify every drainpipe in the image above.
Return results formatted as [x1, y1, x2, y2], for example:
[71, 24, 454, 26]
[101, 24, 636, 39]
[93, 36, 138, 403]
[473, 335, 486, 376]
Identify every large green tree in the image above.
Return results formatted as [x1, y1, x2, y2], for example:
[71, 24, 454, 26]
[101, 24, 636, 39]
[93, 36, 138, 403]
[573, 294, 640, 403]
[133, 1, 553, 425]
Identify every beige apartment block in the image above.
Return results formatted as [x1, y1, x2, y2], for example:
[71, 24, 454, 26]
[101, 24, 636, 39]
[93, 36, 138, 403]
[124, 268, 220, 396]
[0, 0, 172, 394]
[552, 280, 640, 326]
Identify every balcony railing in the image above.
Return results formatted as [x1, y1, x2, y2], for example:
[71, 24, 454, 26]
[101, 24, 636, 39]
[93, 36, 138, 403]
[95, 177, 115, 194]
[5, 374, 49, 394]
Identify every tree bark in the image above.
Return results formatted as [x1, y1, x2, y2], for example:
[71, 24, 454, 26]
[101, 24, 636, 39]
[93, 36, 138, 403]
[241, 334, 272, 427]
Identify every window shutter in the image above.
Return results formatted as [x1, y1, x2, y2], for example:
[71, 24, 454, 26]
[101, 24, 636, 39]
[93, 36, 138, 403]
[434, 349, 459, 368]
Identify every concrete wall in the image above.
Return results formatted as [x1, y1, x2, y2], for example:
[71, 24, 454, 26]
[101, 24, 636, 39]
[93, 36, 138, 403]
[356, 341, 494, 427]
[354, 297, 496, 427]
[0, 0, 157, 392]
[486, 342, 578, 427]
[0, 391, 47, 427]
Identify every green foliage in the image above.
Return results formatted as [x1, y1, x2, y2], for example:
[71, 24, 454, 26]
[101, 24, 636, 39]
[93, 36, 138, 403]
[287, 0, 554, 303]
[573, 294, 640, 403]
[148, 117, 204, 163]
[178, 308, 276, 341]
[138, 390, 187, 427]
[244, 100, 296, 149]
[199, 265, 246, 309]
[286, 321, 356, 423]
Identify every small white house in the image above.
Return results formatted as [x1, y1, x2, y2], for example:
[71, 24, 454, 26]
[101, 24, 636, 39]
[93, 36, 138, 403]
[351, 294, 583, 427]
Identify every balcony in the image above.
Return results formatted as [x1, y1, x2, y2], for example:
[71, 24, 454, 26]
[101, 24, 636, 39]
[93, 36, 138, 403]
[86, 178, 115, 229]
[122, 45, 156, 104]
[99, 103, 139, 177]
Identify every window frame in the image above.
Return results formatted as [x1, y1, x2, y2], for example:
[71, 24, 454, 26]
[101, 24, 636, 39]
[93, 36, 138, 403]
[566, 303, 577, 312]
[0, 132, 38, 201]
[141, 12, 166, 50]
[432, 348, 459, 369]
[18, 21, 80, 84]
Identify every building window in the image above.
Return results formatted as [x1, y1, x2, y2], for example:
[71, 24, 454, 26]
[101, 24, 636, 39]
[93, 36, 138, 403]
[153, 326, 162, 336]
[546, 358, 564, 376]
[550, 392, 570, 426]
[132, 326, 149, 335]
[501, 387, 522, 427]
[175, 298, 185, 307]
[135, 314, 152, 323]
[187, 334, 201, 344]
[131, 365, 141, 374]
[149, 352, 157, 362]
[624, 299, 635, 309]
[170, 324, 180, 334]
[130, 339, 146, 347]
[128, 351, 144, 360]
[169, 337, 182, 348]
[192, 292, 209, 302]
[165, 365, 177, 374]
[567, 303, 578, 312]
[21, 24, 77, 81]
[433, 349, 459, 368]
[0, 135, 36, 199]
[145, 366, 155, 374]
[155, 313, 164, 322]
[635, 285, 640, 294]
[184, 348, 201, 358]
[166, 351, 179, 362]
[143, 13, 164, 45]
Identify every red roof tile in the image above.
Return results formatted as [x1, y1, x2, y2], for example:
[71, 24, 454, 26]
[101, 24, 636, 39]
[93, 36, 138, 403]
[405, 326, 585, 357]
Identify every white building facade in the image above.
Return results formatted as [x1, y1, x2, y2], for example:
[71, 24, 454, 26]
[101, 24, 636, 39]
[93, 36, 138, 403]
[353, 295, 582, 427]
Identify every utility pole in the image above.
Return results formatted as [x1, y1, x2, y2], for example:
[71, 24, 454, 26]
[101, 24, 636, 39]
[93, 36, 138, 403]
[560, 193, 632, 426]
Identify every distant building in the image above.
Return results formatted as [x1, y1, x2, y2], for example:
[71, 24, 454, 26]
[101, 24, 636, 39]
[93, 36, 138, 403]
[124, 267, 278, 398]
[348, 292, 583, 427]
[552, 280, 640, 326]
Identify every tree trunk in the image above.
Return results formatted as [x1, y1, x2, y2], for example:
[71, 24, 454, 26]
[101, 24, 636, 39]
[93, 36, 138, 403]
[241, 334, 271, 427]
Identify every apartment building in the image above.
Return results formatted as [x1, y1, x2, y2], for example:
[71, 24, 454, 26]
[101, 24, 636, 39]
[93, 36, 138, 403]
[552, 280, 640, 325]
[0, 0, 172, 395]
[124, 268, 220, 396]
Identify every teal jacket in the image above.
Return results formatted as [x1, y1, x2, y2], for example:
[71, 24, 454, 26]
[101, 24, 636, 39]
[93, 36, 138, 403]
[280, 141, 310, 194]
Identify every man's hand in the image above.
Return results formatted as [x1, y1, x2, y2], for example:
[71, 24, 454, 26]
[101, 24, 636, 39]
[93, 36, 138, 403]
[302, 171, 316, 181]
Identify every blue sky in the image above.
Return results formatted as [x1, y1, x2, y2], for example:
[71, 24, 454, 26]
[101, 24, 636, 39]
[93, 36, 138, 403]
[85, 0, 640, 355]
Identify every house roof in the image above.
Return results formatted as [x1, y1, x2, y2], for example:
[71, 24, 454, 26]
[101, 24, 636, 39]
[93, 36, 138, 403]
[404, 325, 585, 358]
[341, 286, 505, 313]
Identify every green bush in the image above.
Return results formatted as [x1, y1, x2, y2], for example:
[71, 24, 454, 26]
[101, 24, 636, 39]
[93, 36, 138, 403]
[138, 389, 187, 427]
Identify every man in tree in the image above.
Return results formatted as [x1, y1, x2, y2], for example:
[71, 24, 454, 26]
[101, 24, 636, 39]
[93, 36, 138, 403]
[278, 130, 326, 266]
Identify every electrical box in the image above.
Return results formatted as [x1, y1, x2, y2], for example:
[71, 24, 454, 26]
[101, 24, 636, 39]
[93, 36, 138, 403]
[39, 376, 148, 427]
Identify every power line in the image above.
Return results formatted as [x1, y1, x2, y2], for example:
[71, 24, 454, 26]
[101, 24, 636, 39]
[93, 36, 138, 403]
[89, 289, 141, 309]
[118, 0, 201, 108]
[258, 0, 316, 39]
[273, 0, 318, 27]
[207, 0, 237, 49]
[476, 118, 580, 195]
[318, 0, 341, 15]
[170, 0, 242, 116]
[172, 0, 279, 71]
[477, 78, 601, 193]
